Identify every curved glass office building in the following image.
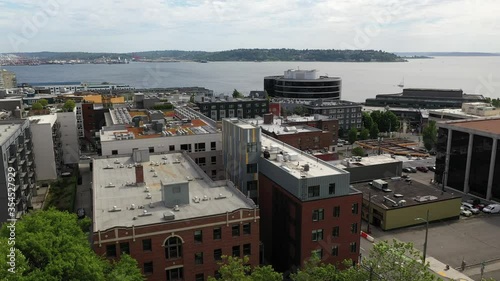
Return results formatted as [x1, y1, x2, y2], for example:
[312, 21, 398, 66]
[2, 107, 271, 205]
[265, 69, 341, 100]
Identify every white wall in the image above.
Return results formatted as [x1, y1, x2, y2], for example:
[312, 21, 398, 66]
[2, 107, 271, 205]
[57, 111, 79, 164]
[31, 123, 57, 180]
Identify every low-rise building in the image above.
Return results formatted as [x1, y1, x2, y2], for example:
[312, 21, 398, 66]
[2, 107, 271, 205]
[332, 154, 403, 183]
[195, 95, 269, 121]
[428, 102, 500, 122]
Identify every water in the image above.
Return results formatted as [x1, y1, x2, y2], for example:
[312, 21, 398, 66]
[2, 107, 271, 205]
[4, 56, 500, 102]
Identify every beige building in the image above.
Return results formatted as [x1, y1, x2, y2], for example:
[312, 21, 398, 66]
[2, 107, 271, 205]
[0, 69, 17, 89]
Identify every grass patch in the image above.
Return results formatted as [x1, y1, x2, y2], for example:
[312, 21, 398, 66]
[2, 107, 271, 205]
[44, 176, 77, 212]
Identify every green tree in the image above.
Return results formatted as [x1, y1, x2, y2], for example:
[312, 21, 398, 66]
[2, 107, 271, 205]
[338, 127, 345, 138]
[39, 98, 49, 107]
[370, 122, 380, 139]
[362, 112, 373, 129]
[31, 102, 43, 110]
[233, 89, 244, 98]
[63, 99, 76, 111]
[208, 256, 282, 281]
[422, 120, 438, 151]
[293, 105, 305, 116]
[348, 127, 358, 144]
[0, 209, 144, 281]
[359, 128, 370, 140]
[106, 254, 144, 281]
[352, 147, 365, 157]
[290, 255, 339, 281]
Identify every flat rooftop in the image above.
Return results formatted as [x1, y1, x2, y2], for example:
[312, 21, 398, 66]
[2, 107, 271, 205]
[333, 154, 401, 169]
[443, 118, 500, 135]
[244, 117, 321, 135]
[353, 178, 460, 210]
[92, 153, 255, 231]
[28, 114, 57, 125]
[0, 123, 22, 145]
[260, 134, 345, 178]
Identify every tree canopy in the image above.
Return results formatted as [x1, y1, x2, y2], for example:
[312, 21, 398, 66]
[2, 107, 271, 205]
[348, 127, 358, 144]
[31, 102, 43, 110]
[63, 99, 76, 111]
[207, 256, 282, 281]
[359, 128, 370, 140]
[352, 147, 365, 157]
[233, 89, 244, 98]
[422, 121, 438, 151]
[38, 99, 49, 107]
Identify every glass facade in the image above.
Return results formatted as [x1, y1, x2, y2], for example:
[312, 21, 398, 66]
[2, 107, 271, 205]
[435, 128, 448, 184]
[469, 135, 493, 198]
[447, 131, 469, 192]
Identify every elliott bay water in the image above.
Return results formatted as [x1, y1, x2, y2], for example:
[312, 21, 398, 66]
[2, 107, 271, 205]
[3, 56, 500, 103]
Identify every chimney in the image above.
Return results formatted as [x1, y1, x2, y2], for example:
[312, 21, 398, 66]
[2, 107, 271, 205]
[263, 113, 273, 125]
[135, 164, 145, 186]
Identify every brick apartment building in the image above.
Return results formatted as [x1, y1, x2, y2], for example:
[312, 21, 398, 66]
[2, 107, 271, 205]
[92, 151, 259, 281]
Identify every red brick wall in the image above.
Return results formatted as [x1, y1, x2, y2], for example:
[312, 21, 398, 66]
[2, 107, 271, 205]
[93, 209, 260, 281]
[270, 131, 332, 150]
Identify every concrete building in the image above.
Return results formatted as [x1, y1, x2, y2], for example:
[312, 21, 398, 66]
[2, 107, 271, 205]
[265, 69, 342, 101]
[56, 111, 80, 164]
[0, 99, 24, 117]
[332, 154, 403, 183]
[435, 118, 500, 201]
[194, 94, 269, 121]
[28, 115, 63, 180]
[0, 69, 17, 89]
[75, 103, 84, 138]
[91, 152, 259, 281]
[428, 102, 500, 122]
[365, 88, 485, 109]
[27, 82, 133, 95]
[0, 119, 36, 222]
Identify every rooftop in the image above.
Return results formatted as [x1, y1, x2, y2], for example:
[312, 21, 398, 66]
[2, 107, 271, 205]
[353, 178, 460, 210]
[28, 114, 57, 125]
[92, 153, 255, 231]
[83, 95, 125, 104]
[332, 154, 401, 169]
[0, 123, 22, 145]
[243, 117, 322, 135]
[442, 117, 500, 135]
[260, 133, 345, 178]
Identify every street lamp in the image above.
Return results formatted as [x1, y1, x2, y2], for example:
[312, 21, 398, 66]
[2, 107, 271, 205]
[367, 192, 377, 234]
[415, 210, 430, 264]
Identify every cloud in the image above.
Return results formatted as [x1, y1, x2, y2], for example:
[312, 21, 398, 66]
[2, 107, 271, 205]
[0, 0, 498, 52]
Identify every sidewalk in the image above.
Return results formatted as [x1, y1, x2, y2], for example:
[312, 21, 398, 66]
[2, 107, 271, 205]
[426, 256, 474, 281]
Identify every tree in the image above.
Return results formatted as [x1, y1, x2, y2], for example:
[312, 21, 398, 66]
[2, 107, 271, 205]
[293, 105, 305, 116]
[362, 112, 373, 129]
[208, 256, 282, 281]
[233, 89, 244, 98]
[63, 99, 76, 111]
[31, 102, 43, 110]
[348, 127, 358, 144]
[0, 209, 144, 281]
[370, 122, 380, 139]
[422, 120, 438, 151]
[352, 147, 365, 157]
[359, 128, 370, 140]
[290, 255, 339, 281]
[338, 127, 345, 138]
[39, 99, 49, 107]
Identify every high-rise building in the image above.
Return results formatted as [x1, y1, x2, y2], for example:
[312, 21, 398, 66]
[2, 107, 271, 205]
[28, 115, 63, 180]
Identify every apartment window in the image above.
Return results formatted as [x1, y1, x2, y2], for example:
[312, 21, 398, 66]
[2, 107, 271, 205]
[312, 209, 324, 221]
[214, 249, 222, 261]
[142, 239, 152, 251]
[211, 105, 217, 109]
[213, 227, 222, 240]
[352, 223, 358, 234]
[149, 146, 154, 153]
[232, 225, 240, 237]
[312, 249, 323, 259]
[312, 229, 324, 241]
[332, 226, 340, 237]
[211, 170, 217, 178]
[211, 142, 216, 151]
[164, 237, 182, 259]
[211, 156, 217, 165]
[194, 230, 202, 243]
[195, 252, 204, 264]
[350, 242, 357, 253]
[332, 246, 339, 257]
[232, 245, 240, 257]
[119, 242, 129, 255]
[247, 142, 258, 152]
[195, 157, 206, 166]
[308, 186, 320, 197]
[333, 206, 340, 217]
[195, 142, 206, 152]
[352, 203, 359, 214]
[195, 273, 204, 281]
[243, 223, 251, 235]
[243, 243, 251, 256]
[111, 150, 118, 155]
[143, 262, 153, 275]
[166, 267, 183, 281]
[106, 244, 116, 257]
[247, 181, 257, 191]
[246, 163, 257, 173]
[328, 183, 336, 195]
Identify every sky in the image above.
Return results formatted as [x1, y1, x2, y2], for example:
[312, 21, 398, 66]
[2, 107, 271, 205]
[1, 0, 499, 53]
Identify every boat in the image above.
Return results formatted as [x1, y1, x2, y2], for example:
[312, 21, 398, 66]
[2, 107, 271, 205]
[398, 77, 404, 88]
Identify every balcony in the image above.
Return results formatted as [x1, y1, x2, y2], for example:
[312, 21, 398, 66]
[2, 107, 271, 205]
[21, 184, 28, 191]
[17, 146, 24, 153]
[18, 159, 26, 166]
[8, 157, 17, 164]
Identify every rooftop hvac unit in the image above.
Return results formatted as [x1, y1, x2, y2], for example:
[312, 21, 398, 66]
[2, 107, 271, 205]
[146, 193, 152, 199]
[303, 164, 310, 172]
[144, 186, 149, 192]
[163, 212, 175, 220]
[276, 154, 284, 162]
[202, 195, 209, 201]
[130, 204, 136, 210]
[173, 205, 180, 211]
[193, 196, 201, 203]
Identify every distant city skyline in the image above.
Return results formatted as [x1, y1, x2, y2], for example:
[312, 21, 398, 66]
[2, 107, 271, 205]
[1, 0, 499, 53]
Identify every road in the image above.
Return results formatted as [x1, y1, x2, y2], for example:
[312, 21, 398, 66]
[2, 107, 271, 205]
[75, 161, 92, 221]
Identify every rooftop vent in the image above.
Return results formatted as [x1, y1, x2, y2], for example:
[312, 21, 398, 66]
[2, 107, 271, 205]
[130, 204, 136, 210]
[153, 172, 158, 177]
[109, 206, 122, 212]
[186, 176, 193, 181]
[193, 196, 201, 203]
[114, 160, 120, 164]
[394, 194, 404, 198]
[202, 195, 209, 201]
[173, 205, 180, 211]
[139, 209, 152, 217]
[144, 186, 149, 192]
[215, 193, 227, 200]
[105, 182, 115, 188]
[104, 164, 114, 169]
[163, 212, 175, 220]
[149, 202, 155, 208]
[146, 193, 152, 199]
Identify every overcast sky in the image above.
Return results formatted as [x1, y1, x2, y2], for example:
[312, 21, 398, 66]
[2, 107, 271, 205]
[1, 0, 499, 53]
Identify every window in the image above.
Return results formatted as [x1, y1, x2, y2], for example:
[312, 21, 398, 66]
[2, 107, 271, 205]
[180, 144, 192, 152]
[214, 249, 222, 261]
[195, 273, 204, 281]
[332, 246, 339, 257]
[351, 223, 358, 234]
[329, 183, 336, 195]
[195, 157, 206, 166]
[243, 243, 251, 256]
[213, 227, 222, 240]
[119, 242, 129, 255]
[312, 229, 323, 241]
[312, 249, 323, 259]
[247, 142, 258, 152]
[195, 142, 206, 152]
[232, 245, 240, 257]
[166, 267, 183, 281]
[352, 203, 359, 214]
[333, 206, 340, 217]
[149, 146, 154, 153]
[211, 142, 216, 151]
[169, 145, 175, 151]
[164, 237, 182, 259]
[144, 262, 153, 275]
[211, 156, 217, 165]
[243, 223, 251, 235]
[247, 181, 257, 191]
[142, 239, 152, 251]
[232, 225, 240, 237]
[214, 270, 221, 279]
[195, 252, 204, 264]
[332, 226, 340, 237]
[350, 242, 357, 253]
[194, 230, 202, 243]
[111, 150, 118, 155]
[246, 163, 257, 173]
[312, 209, 324, 221]
[308, 186, 320, 197]
[106, 244, 116, 257]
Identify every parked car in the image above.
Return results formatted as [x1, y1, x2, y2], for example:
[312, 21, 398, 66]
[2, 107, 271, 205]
[461, 202, 480, 214]
[416, 166, 428, 173]
[482, 204, 500, 214]
[427, 166, 436, 172]
[408, 167, 417, 173]
[337, 143, 344, 147]
[403, 167, 414, 173]
[460, 207, 472, 217]
[80, 155, 91, 160]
